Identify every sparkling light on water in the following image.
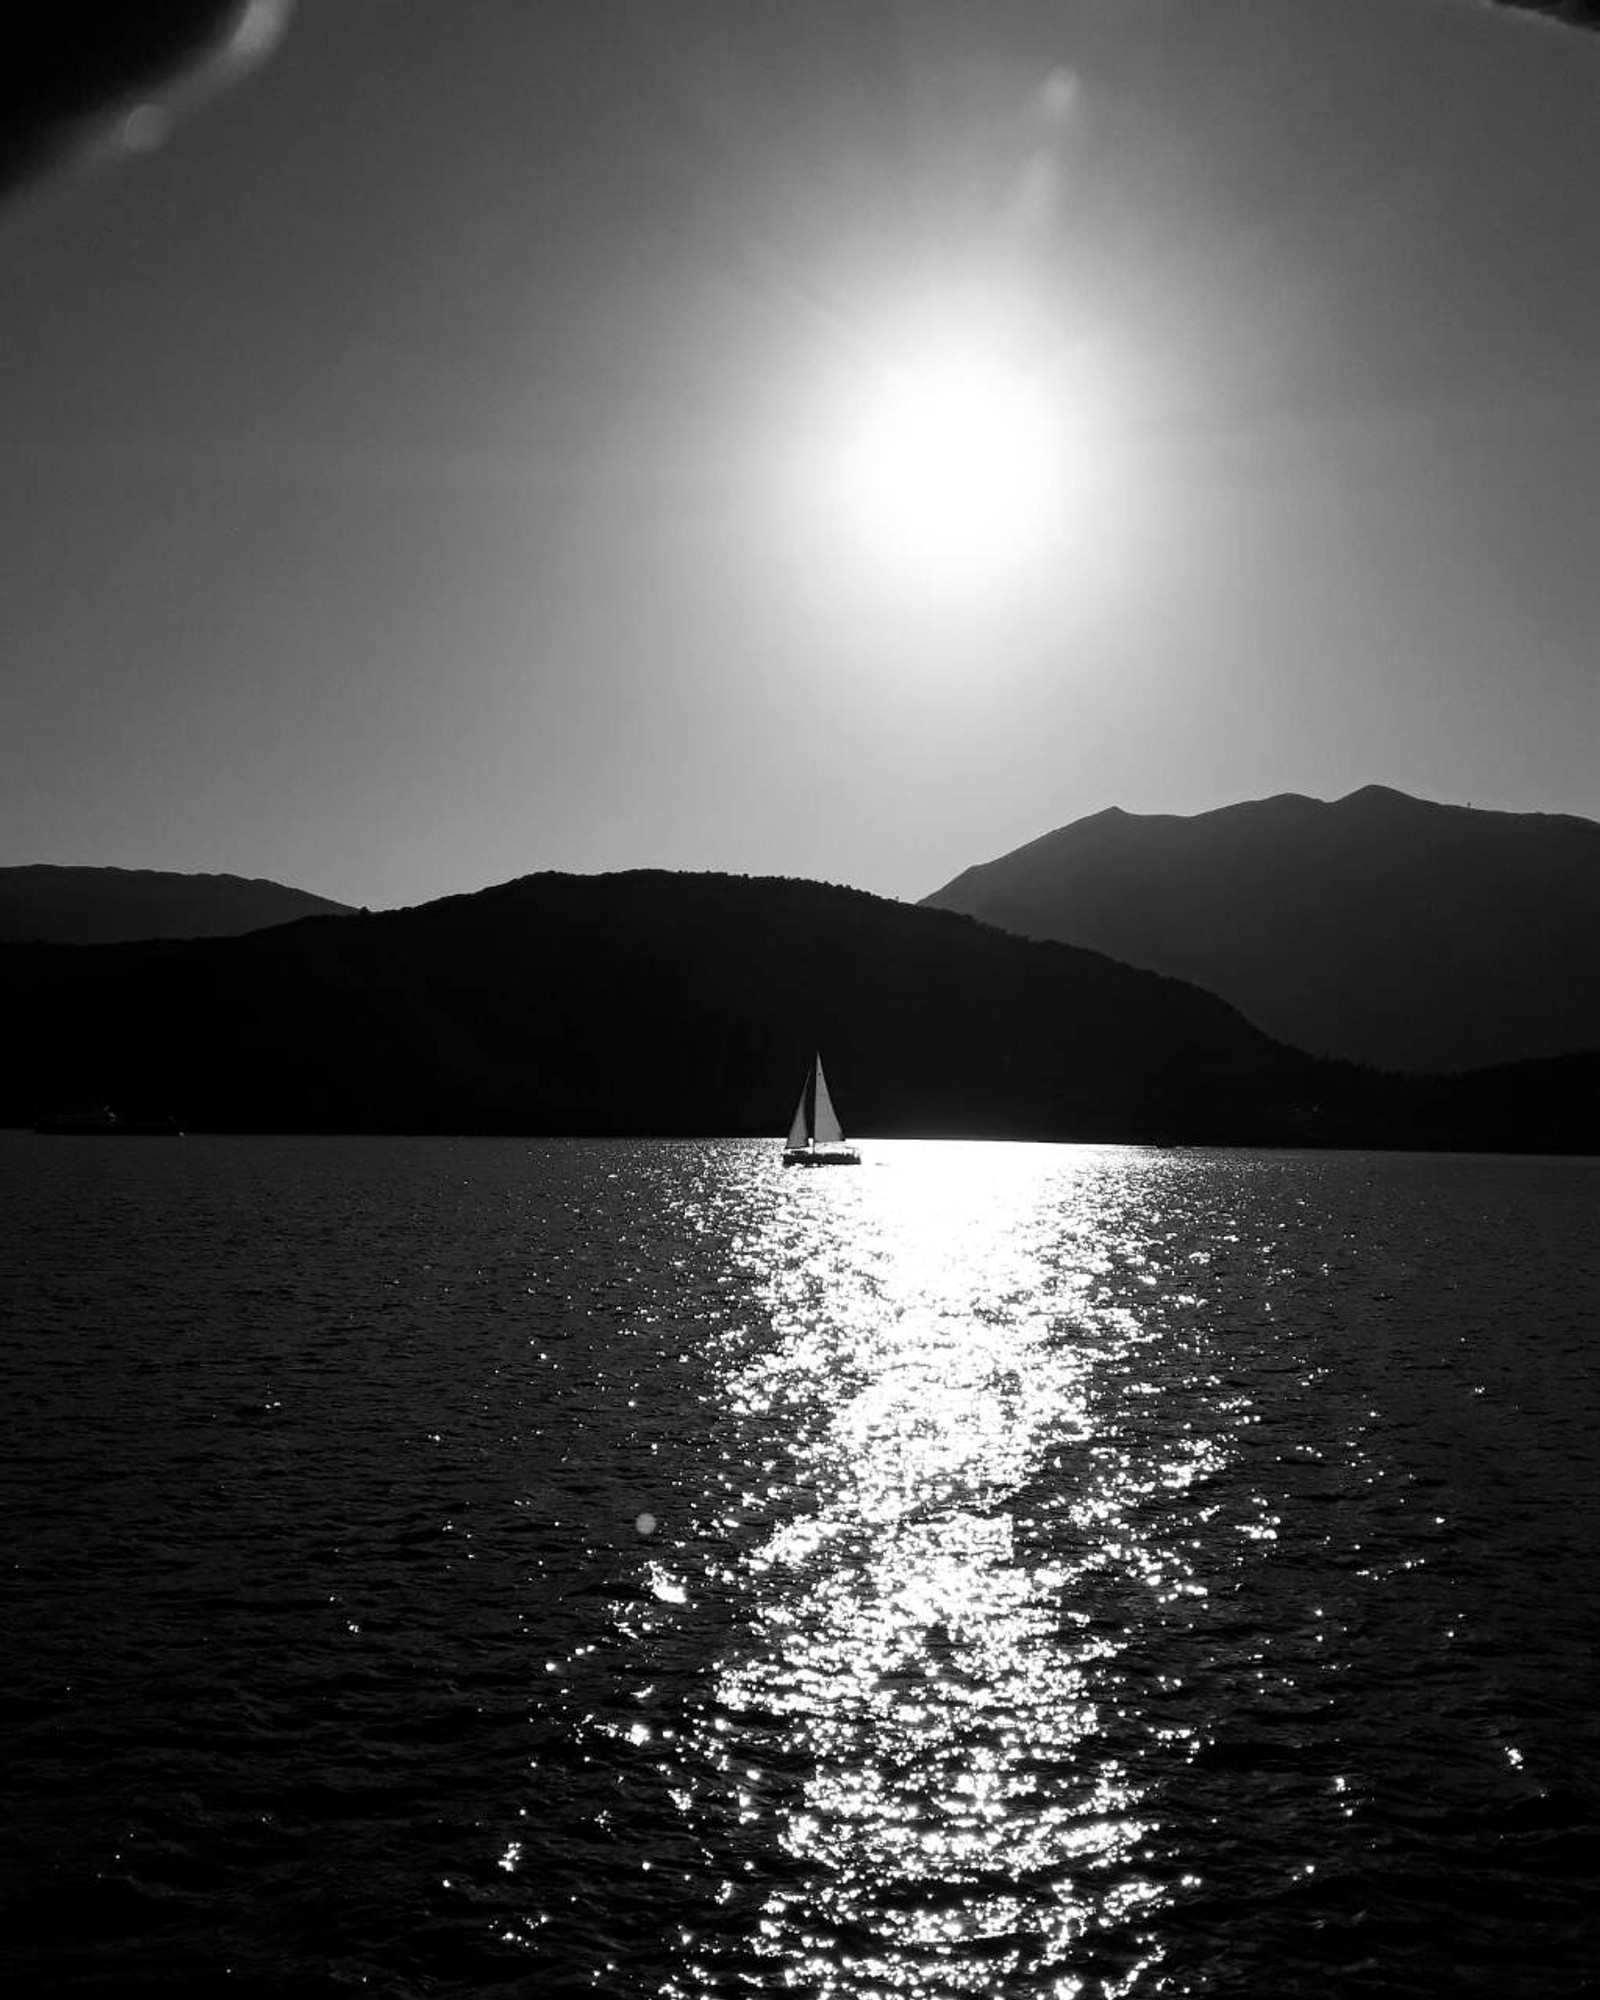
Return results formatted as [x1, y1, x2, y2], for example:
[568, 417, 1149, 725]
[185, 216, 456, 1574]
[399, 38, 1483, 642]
[658, 1143, 1235, 1996]
[8, 1136, 1597, 1996]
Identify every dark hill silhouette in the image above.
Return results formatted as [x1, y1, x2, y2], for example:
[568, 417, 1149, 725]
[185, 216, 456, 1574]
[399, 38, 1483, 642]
[924, 787, 1600, 1073]
[0, 865, 352, 944]
[2, 872, 1305, 1140]
[3, 869, 1593, 1150]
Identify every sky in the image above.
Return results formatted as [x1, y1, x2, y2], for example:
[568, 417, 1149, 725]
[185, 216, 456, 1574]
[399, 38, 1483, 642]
[1, 0, 1597, 911]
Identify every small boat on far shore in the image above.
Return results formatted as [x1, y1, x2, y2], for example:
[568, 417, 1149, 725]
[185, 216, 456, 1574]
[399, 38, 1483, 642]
[35, 1107, 183, 1136]
[782, 1053, 860, 1167]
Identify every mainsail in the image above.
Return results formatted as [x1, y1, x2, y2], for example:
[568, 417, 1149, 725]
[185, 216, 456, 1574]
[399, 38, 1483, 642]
[811, 1056, 843, 1146]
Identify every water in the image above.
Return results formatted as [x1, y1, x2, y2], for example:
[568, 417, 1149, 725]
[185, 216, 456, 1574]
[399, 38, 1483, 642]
[2, 1134, 1597, 1996]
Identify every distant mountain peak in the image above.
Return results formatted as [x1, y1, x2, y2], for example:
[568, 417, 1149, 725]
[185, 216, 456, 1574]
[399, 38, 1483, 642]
[924, 787, 1600, 1073]
[0, 864, 352, 944]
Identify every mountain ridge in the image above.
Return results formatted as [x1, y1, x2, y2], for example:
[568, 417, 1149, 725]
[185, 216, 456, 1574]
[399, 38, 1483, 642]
[924, 787, 1600, 1073]
[4, 866, 1594, 1151]
[0, 864, 353, 944]
[2, 867, 1339, 1141]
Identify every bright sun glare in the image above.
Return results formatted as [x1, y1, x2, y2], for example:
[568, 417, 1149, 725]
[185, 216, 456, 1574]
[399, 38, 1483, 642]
[832, 327, 1074, 592]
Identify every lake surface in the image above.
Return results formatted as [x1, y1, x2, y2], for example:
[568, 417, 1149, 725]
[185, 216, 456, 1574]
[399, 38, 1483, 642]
[2, 1134, 1597, 1996]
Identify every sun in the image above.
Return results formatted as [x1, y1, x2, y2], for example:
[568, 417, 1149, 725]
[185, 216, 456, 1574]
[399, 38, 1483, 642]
[831, 327, 1071, 591]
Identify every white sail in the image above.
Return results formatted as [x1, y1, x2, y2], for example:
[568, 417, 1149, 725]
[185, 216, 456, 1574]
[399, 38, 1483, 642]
[781, 1052, 857, 1164]
[811, 1055, 844, 1146]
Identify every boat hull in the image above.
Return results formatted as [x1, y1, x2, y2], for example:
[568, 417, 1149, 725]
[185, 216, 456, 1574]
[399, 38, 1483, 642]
[783, 1148, 860, 1167]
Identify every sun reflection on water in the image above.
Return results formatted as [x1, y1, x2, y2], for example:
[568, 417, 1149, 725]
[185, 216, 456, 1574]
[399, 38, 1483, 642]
[663, 1142, 1219, 1996]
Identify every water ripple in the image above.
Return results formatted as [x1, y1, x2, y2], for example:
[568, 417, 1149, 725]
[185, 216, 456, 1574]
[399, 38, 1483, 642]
[2, 1136, 1597, 1996]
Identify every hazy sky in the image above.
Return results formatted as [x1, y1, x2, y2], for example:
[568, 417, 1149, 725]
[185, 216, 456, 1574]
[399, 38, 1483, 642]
[2, 0, 1596, 909]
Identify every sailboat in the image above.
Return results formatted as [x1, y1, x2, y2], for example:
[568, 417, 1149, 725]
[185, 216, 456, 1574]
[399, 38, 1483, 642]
[783, 1052, 861, 1167]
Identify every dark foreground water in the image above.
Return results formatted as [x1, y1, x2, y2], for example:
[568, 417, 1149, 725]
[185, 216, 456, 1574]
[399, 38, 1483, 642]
[2, 1135, 1597, 1997]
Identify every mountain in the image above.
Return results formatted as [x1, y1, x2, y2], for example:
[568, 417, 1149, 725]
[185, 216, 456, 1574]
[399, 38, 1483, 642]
[0, 865, 353, 944]
[1, 872, 1310, 1141]
[3, 868, 1592, 1150]
[923, 787, 1600, 1073]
